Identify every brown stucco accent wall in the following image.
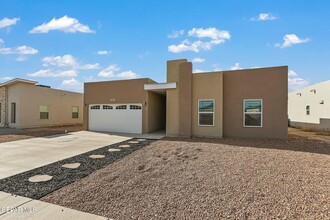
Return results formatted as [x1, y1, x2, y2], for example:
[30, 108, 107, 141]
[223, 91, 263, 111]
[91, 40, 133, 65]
[223, 66, 288, 139]
[147, 91, 166, 133]
[83, 78, 149, 133]
[166, 59, 187, 136]
[179, 62, 192, 137]
[192, 72, 223, 137]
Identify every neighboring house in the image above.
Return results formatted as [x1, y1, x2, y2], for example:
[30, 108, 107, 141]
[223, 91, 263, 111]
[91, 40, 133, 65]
[84, 59, 288, 139]
[288, 80, 330, 131]
[0, 78, 83, 128]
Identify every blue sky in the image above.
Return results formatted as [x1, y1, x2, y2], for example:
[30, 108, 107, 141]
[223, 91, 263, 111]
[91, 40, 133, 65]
[0, 0, 329, 92]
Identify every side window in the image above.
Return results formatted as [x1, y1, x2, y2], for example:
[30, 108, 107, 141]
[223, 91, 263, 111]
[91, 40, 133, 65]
[198, 100, 214, 126]
[91, 105, 100, 110]
[116, 105, 127, 110]
[72, 106, 79, 119]
[306, 105, 310, 115]
[243, 99, 262, 127]
[130, 105, 142, 110]
[11, 102, 16, 123]
[40, 105, 49, 119]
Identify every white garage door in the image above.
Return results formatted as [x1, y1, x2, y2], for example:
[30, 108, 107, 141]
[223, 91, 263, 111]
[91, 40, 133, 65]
[89, 104, 142, 134]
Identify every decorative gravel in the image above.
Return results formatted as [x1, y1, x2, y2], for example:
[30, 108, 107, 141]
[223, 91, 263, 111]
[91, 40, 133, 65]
[41, 135, 330, 219]
[0, 138, 154, 199]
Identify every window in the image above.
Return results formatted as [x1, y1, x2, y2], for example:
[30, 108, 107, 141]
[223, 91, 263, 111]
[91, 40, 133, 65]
[198, 99, 214, 126]
[130, 105, 142, 110]
[39, 105, 49, 119]
[116, 105, 127, 110]
[72, 106, 79, 119]
[306, 105, 310, 115]
[103, 105, 113, 110]
[244, 99, 262, 127]
[11, 103, 16, 123]
[91, 105, 100, 110]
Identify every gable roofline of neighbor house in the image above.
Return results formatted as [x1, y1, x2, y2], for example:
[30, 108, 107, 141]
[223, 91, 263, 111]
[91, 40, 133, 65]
[0, 78, 38, 87]
[0, 78, 83, 94]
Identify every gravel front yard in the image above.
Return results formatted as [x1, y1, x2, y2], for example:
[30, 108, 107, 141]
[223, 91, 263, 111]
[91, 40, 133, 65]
[0, 125, 83, 143]
[41, 135, 330, 219]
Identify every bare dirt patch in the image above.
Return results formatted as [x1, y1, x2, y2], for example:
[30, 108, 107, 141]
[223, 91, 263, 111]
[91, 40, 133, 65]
[0, 125, 83, 143]
[41, 135, 330, 219]
[289, 127, 330, 143]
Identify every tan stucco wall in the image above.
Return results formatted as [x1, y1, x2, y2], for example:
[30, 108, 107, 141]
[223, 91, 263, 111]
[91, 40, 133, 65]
[147, 91, 166, 133]
[7, 83, 83, 128]
[192, 72, 223, 138]
[223, 66, 288, 139]
[166, 59, 187, 136]
[84, 78, 149, 133]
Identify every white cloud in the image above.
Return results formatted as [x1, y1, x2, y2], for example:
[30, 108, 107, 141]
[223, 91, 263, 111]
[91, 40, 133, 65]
[81, 63, 100, 70]
[168, 30, 184, 38]
[251, 13, 277, 21]
[288, 77, 309, 91]
[42, 54, 99, 69]
[42, 54, 78, 67]
[0, 76, 14, 83]
[276, 34, 310, 48]
[168, 27, 230, 53]
[194, 69, 208, 73]
[188, 27, 230, 40]
[116, 70, 138, 79]
[0, 17, 20, 29]
[98, 65, 120, 77]
[288, 69, 310, 91]
[61, 78, 81, 86]
[230, 63, 242, 70]
[288, 70, 298, 77]
[27, 69, 77, 77]
[60, 78, 83, 92]
[29, 15, 94, 34]
[97, 50, 110, 55]
[0, 39, 38, 55]
[98, 65, 139, 79]
[192, 57, 205, 63]
[16, 55, 27, 61]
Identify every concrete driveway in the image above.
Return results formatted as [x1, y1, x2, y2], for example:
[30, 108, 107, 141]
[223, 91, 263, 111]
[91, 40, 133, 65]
[0, 131, 131, 179]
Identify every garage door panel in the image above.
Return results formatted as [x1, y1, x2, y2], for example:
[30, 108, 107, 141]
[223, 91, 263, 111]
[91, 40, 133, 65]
[89, 104, 142, 133]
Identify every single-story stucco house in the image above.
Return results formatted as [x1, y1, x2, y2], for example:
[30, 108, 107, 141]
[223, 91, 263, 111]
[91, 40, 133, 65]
[84, 59, 288, 139]
[289, 80, 330, 131]
[0, 78, 83, 128]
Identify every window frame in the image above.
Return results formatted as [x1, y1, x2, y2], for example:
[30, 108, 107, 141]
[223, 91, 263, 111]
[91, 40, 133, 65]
[198, 99, 215, 127]
[243, 99, 263, 128]
[72, 106, 79, 119]
[130, 105, 142, 110]
[39, 104, 49, 120]
[11, 102, 16, 123]
[116, 105, 127, 110]
[90, 105, 100, 110]
[103, 105, 113, 110]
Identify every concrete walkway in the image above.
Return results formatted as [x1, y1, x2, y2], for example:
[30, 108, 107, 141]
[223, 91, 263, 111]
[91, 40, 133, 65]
[0, 191, 109, 220]
[0, 131, 131, 179]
